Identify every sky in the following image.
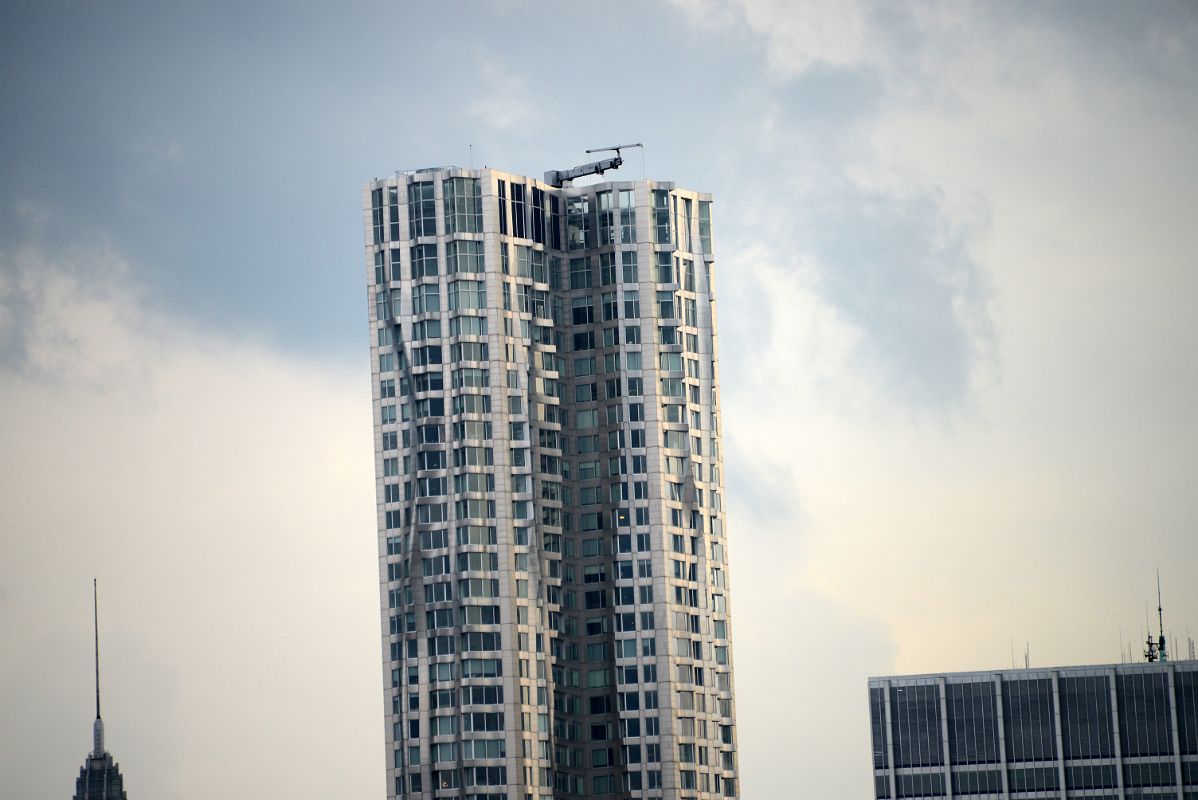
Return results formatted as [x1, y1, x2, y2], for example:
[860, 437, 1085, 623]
[1, 1, 1196, 797]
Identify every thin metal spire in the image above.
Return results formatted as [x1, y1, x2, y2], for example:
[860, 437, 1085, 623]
[94, 578, 101, 720]
[1157, 569, 1168, 662]
[92, 578, 105, 757]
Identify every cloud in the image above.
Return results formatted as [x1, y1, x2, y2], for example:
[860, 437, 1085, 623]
[467, 56, 546, 135]
[668, 0, 870, 76]
[687, 8, 1198, 794]
[696, 0, 1198, 678]
[0, 245, 381, 799]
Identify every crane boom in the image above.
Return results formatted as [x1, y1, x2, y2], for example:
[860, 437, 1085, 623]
[543, 156, 622, 188]
[544, 143, 643, 187]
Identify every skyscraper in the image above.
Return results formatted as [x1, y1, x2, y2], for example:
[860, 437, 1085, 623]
[74, 580, 129, 800]
[868, 660, 1198, 799]
[364, 165, 738, 799]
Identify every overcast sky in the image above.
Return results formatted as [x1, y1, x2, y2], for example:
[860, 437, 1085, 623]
[2, 1, 1197, 798]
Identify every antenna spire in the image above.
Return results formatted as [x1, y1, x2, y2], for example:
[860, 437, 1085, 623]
[1157, 570, 1168, 662]
[94, 579, 101, 720]
[92, 579, 105, 756]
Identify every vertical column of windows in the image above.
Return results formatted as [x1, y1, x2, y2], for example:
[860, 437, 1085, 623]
[1003, 678, 1057, 763]
[1117, 671, 1177, 790]
[1178, 669, 1198, 756]
[619, 189, 637, 245]
[372, 187, 385, 245]
[388, 186, 401, 241]
[652, 190, 671, 245]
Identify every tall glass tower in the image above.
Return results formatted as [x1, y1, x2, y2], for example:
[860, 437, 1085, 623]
[364, 166, 738, 799]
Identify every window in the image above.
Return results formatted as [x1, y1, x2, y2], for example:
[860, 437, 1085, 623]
[413, 319, 440, 341]
[946, 682, 999, 765]
[448, 280, 486, 310]
[452, 367, 489, 389]
[571, 296, 594, 325]
[619, 189, 636, 243]
[412, 284, 440, 314]
[567, 197, 590, 250]
[657, 290, 676, 319]
[412, 345, 441, 366]
[530, 186, 545, 244]
[621, 251, 638, 282]
[507, 183, 527, 237]
[443, 177, 482, 234]
[655, 251, 674, 283]
[446, 239, 484, 274]
[1117, 672, 1174, 757]
[596, 252, 615, 286]
[496, 178, 509, 234]
[623, 290, 640, 319]
[450, 340, 486, 361]
[449, 315, 487, 336]
[1060, 675, 1114, 758]
[699, 198, 709, 251]
[597, 191, 614, 245]
[408, 182, 436, 238]
[373, 250, 386, 284]
[602, 291, 618, 321]
[653, 190, 671, 243]
[410, 244, 438, 279]
[570, 257, 592, 289]
[890, 684, 943, 768]
[371, 187, 384, 244]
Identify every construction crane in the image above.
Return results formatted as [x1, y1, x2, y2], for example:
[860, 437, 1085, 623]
[544, 143, 643, 187]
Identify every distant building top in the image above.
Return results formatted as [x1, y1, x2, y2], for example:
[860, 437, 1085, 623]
[74, 581, 129, 800]
[866, 659, 1197, 800]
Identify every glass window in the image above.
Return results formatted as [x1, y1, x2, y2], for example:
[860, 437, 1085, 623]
[1059, 675, 1114, 759]
[446, 239, 484, 274]
[1178, 670, 1198, 754]
[570, 257, 591, 289]
[1117, 672, 1173, 757]
[946, 681, 999, 765]
[371, 187, 384, 244]
[619, 189, 636, 244]
[652, 190, 671, 244]
[410, 244, 438, 279]
[408, 182, 436, 238]
[444, 177, 482, 234]
[567, 197, 590, 250]
[597, 190, 614, 245]
[510, 182, 527, 238]
[1003, 678, 1056, 762]
[890, 684, 942, 768]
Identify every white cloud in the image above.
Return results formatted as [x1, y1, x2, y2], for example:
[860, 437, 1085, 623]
[0, 246, 382, 799]
[467, 56, 546, 135]
[675, 4, 1198, 793]
[669, 0, 870, 76]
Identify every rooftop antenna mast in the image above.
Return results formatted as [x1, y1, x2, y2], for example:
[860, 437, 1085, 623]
[1145, 602, 1158, 662]
[544, 143, 643, 188]
[1156, 570, 1168, 662]
[92, 578, 106, 756]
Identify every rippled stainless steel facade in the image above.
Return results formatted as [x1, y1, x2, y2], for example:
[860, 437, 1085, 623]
[364, 167, 737, 799]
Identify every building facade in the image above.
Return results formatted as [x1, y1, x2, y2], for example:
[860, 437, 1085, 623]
[363, 167, 738, 799]
[868, 661, 1198, 799]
